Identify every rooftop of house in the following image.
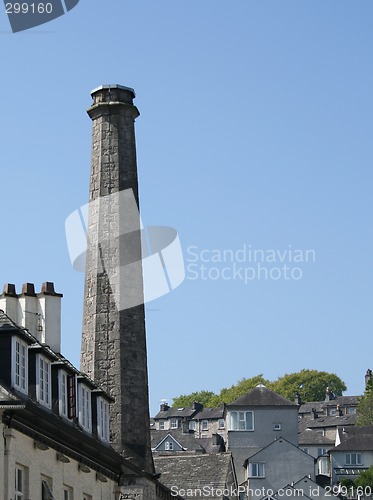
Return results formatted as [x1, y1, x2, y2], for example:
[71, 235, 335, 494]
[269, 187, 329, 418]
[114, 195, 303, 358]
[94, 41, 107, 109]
[154, 453, 235, 499]
[154, 404, 202, 419]
[192, 405, 225, 420]
[228, 384, 298, 407]
[305, 414, 357, 429]
[243, 436, 316, 467]
[330, 433, 373, 452]
[0, 310, 111, 398]
[325, 395, 360, 406]
[151, 429, 225, 454]
[298, 428, 335, 446]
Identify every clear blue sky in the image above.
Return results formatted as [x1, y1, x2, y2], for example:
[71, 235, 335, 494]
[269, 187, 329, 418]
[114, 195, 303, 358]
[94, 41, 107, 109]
[1, 1, 372, 415]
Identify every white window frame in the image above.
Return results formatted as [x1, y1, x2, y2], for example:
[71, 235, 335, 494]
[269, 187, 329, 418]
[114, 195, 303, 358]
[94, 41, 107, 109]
[159, 420, 165, 430]
[97, 397, 110, 443]
[12, 337, 28, 394]
[36, 354, 51, 408]
[218, 418, 225, 429]
[170, 418, 178, 429]
[248, 463, 265, 478]
[189, 420, 196, 431]
[202, 420, 208, 431]
[63, 486, 73, 500]
[41, 477, 53, 500]
[317, 448, 327, 456]
[59, 370, 68, 418]
[229, 411, 254, 431]
[15, 465, 27, 500]
[318, 457, 330, 476]
[78, 384, 92, 432]
[345, 453, 362, 466]
[165, 441, 173, 451]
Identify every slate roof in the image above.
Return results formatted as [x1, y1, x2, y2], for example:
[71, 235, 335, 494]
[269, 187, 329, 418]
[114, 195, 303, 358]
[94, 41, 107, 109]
[324, 396, 360, 407]
[151, 430, 204, 452]
[243, 436, 315, 467]
[0, 311, 19, 330]
[299, 396, 359, 415]
[329, 434, 373, 452]
[193, 405, 225, 420]
[154, 406, 198, 419]
[154, 453, 235, 499]
[298, 428, 334, 446]
[0, 310, 112, 399]
[151, 429, 225, 454]
[0, 383, 26, 408]
[305, 414, 356, 429]
[299, 402, 324, 414]
[229, 385, 298, 407]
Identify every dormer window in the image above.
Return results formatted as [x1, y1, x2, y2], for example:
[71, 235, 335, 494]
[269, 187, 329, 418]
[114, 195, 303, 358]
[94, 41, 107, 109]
[78, 384, 92, 433]
[12, 337, 28, 394]
[59, 370, 68, 418]
[36, 354, 51, 408]
[97, 397, 110, 442]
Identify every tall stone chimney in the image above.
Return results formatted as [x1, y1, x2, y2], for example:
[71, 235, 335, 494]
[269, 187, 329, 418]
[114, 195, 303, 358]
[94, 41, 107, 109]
[81, 85, 154, 474]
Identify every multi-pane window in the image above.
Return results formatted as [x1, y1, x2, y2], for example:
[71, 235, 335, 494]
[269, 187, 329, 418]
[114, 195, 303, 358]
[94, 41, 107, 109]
[202, 420, 208, 431]
[165, 441, 173, 451]
[67, 375, 77, 419]
[36, 355, 51, 408]
[229, 411, 254, 431]
[63, 486, 73, 500]
[318, 448, 327, 457]
[15, 466, 26, 500]
[346, 453, 362, 465]
[41, 478, 53, 500]
[346, 407, 356, 414]
[218, 419, 225, 429]
[12, 338, 28, 394]
[248, 463, 265, 478]
[189, 420, 196, 431]
[59, 371, 68, 418]
[159, 420, 165, 430]
[170, 418, 178, 429]
[78, 384, 92, 432]
[318, 457, 330, 476]
[97, 397, 110, 442]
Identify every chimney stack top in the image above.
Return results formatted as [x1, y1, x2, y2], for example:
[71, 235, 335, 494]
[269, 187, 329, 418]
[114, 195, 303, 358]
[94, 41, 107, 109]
[22, 283, 36, 296]
[3, 283, 17, 296]
[91, 84, 135, 96]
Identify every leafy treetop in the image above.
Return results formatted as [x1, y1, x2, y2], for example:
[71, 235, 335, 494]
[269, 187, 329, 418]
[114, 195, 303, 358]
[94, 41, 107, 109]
[172, 369, 347, 408]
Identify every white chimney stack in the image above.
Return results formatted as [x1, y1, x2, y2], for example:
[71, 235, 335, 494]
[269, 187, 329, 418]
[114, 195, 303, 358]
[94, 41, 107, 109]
[0, 282, 63, 352]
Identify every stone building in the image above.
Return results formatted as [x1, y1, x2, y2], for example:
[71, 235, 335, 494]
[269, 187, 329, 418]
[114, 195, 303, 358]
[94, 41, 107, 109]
[0, 84, 181, 500]
[0, 283, 177, 500]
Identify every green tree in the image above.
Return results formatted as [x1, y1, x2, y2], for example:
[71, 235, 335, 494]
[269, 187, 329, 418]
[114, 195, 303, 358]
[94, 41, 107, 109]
[172, 390, 215, 408]
[208, 375, 270, 407]
[357, 379, 373, 426]
[355, 465, 373, 489]
[172, 370, 347, 407]
[271, 369, 346, 402]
